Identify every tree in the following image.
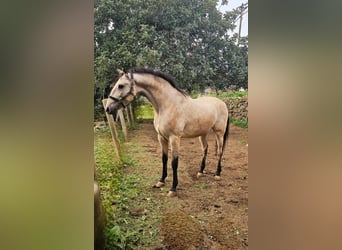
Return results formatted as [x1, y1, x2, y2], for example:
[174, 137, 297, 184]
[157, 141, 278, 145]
[94, 0, 248, 118]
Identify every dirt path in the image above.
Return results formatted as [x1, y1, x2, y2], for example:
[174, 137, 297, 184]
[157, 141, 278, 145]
[126, 121, 248, 249]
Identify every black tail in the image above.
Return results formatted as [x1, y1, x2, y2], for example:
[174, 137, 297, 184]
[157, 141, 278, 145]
[222, 116, 230, 152]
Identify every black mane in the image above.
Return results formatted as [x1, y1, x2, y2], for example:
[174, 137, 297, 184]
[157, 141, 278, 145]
[130, 67, 188, 96]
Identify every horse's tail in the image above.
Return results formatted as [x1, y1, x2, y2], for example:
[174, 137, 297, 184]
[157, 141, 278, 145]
[222, 116, 230, 152]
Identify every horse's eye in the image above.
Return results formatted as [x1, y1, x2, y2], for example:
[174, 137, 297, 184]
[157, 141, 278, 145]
[118, 84, 124, 89]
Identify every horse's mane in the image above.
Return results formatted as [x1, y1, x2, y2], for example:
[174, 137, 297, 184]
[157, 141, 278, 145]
[130, 67, 188, 96]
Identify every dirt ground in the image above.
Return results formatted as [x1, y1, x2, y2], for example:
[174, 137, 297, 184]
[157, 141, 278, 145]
[126, 120, 248, 249]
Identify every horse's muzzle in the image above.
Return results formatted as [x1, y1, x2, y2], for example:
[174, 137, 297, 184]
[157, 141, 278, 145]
[106, 102, 122, 117]
[105, 106, 117, 117]
[105, 107, 111, 113]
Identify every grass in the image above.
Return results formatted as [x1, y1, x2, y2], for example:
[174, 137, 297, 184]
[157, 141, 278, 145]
[217, 91, 248, 98]
[134, 103, 154, 120]
[94, 127, 163, 249]
[192, 90, 248, 99]
[231, 118, 248, 129]
[194, 183, 208, 189]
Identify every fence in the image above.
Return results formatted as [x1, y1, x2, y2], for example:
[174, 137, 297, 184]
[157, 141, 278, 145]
[101, 99, 135, 157]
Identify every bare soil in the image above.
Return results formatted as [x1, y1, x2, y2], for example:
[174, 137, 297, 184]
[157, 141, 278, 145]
[126, 120, 248, 249]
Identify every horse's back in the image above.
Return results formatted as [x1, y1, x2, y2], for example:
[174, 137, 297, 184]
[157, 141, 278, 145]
[176, 96, 228, 137]
[192, 96, 228, 117]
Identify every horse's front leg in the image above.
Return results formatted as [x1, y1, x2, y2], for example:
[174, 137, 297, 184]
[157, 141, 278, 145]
[153, 134, 168, 188]
[167, 135, 180, 197]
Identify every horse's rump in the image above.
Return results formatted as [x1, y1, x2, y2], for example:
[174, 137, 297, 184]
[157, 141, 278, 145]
[178, 96, 228, 138]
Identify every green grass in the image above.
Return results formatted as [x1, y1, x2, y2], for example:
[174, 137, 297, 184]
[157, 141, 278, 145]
[217, 91, 248, 98]
[194, 183, 208, 189]
[95, 128, 162, 249]
[231, 118, 248, 129]
[134, 103, 154, 120]
[192, 90, 248, 99]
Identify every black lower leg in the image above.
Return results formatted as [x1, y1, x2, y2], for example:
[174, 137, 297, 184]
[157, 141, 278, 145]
[215, 154, 223, 176]
[160, 153, 168, 182]
[199, 146, 208, 173]
[170, 157, 178, 192]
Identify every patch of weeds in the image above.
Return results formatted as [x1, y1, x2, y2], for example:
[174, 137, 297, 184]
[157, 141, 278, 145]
[194, 183, 208, 189]
[104, 172, 162, 249]
[231, 118, 248, 128]
[239, 138, 248, 145]
[117, 129, 126, 144]
[119, 149, 140, 168]
[107, 224, 145, 249]
[95, 130, 163, 249]
[94, 125, 111, 137]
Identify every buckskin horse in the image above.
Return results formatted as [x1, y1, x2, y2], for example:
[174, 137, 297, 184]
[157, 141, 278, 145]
[105, 68, 229, 197]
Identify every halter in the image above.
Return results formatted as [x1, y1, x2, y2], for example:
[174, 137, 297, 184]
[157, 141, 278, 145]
[109, 70, 135, 108]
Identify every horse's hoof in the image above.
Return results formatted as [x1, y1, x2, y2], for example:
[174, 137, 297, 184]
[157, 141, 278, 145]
[167, 191, 177, 197]
[214, 175, 222, 181]
[153, 181, 165, 188]
[197, 170, 207, 178]
[197, 172, 204, 178]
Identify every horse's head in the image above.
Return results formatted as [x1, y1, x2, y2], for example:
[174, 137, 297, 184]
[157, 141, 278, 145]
[105, 69, 136, 115]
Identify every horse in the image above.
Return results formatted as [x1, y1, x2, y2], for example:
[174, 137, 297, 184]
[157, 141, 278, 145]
[105, 68, 230, 197]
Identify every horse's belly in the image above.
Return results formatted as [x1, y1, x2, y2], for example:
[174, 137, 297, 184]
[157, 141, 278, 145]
[181, 131, 207, 138]
[181, 123, 212, 138]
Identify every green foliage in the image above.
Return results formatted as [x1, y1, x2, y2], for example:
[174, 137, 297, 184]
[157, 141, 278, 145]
[95, 129, 162, 249]
[217, 90, 248, 98]
[231, 118, 248, 129]
[94, 0, 248, 119]
[191, 90, 247, 99]
[134, 102, 154, 120]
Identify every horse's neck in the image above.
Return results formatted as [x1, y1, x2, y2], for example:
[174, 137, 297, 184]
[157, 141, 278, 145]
[134, 74, 185, 113]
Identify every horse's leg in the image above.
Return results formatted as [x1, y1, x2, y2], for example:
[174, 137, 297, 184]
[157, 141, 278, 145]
[215, 139, 219, 156]
[214, 133, 224, 180]
[153, 134, 168, 188]
[197, 134, 208, 178]
[167, 135, 180, 197]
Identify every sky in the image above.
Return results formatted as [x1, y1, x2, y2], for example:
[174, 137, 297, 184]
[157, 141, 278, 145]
[218, 0, 248, 37]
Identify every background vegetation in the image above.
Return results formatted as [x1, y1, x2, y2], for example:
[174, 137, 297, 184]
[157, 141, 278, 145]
[95, 126, 165, 249]
[94, 0, 248, 120]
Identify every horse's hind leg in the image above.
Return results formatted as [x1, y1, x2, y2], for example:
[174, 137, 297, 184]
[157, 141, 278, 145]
[153, 134, 168, 188]
[214, 133, 224, 180]
[197, 134, 209, 178]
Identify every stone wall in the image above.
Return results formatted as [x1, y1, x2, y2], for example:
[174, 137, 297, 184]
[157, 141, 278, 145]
[223, 96, 248, 120]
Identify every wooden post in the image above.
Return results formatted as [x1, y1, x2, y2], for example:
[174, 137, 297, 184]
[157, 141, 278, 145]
[124, 107, 132, 127]
[102, 99, 120, 157]
[118, 109, 127, 141]
[128, 104, 135, 126]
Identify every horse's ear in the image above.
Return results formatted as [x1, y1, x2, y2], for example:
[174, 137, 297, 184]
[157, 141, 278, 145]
[116, 68, 125, 76]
